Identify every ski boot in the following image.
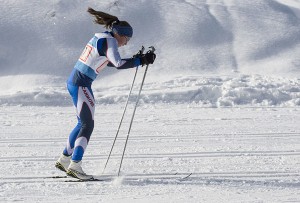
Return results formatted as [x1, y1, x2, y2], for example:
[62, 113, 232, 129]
[66, 161, 93, 180]
[55, 154, 71, 172]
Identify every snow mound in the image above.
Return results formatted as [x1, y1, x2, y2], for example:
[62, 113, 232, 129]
[0, 74, 299, 107]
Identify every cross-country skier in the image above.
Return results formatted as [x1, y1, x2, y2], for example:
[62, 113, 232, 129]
[55, 7, 156, 180]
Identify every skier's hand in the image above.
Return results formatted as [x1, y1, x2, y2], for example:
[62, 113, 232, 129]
[140, 52, 156, 66]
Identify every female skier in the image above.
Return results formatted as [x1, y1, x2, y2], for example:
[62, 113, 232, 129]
[55, 8, 156, 180]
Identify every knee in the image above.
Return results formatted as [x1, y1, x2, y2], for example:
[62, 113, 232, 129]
[81, 120, 94, 135]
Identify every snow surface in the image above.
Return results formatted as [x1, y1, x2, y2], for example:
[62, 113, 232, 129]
[1, 105, 300, 202]
[0, 0, 300, 202]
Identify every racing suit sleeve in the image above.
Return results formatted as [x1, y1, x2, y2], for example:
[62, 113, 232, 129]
[102, 38, 140, 69]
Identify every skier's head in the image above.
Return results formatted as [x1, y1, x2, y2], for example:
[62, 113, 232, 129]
[111, 21, 132, 47]
[87, 7, 133, 39]
[111, 21, 133, 38]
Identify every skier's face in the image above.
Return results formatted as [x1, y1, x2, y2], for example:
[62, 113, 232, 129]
[115, 33, 129, 47]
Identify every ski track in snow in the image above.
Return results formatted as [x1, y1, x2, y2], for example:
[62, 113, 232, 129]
[0, 105, 299, 202]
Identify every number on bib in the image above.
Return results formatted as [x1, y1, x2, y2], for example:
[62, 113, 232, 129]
[80, 45, 93, 62]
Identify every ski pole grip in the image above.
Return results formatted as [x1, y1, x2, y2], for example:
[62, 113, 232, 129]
[133, 46, 145, 58]
[149, 46, 155, 53]
[137, 46, 145, 57]
[140, 46, 145, 55]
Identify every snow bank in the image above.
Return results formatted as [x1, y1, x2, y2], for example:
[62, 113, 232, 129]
[0, 74, 299, 107]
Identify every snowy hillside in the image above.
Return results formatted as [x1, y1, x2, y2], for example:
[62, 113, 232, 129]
[0, 0, 300, 106]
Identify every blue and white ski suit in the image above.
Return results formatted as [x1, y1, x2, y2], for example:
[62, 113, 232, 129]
[63, 32, 140, 161]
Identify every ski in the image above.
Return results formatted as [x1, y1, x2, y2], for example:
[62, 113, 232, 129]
[46, 175, 107, 182]
[64, 177, 105, 182]
[49, 175, 68, 179]
[48, 172, 192, 182]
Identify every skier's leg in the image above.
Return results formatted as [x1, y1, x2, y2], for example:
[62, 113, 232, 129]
[67, 86, 95, 179]
[72, 103, 94, 161]
[62, 117, 81, 156]
[63, 84, 82, 156]
[56, 84, 81, 172]
[72, 86, 95, 162]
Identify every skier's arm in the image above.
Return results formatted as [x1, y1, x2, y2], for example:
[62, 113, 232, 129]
[104, 38, 140, 69]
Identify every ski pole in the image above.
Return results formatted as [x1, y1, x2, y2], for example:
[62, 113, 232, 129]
[102, 46, 145, 174]
[117, 46, 155, 176]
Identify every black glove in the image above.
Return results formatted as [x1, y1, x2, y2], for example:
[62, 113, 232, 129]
[140, 52, 156, 66]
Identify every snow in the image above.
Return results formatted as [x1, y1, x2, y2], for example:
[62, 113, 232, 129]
[0, 0, 300, 202]
[1, 105, 300, 202]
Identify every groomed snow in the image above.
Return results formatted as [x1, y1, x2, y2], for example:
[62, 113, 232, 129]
[0, 105, 299, 202]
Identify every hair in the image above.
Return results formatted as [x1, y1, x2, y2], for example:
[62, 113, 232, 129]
[87, 7, 131, 30]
